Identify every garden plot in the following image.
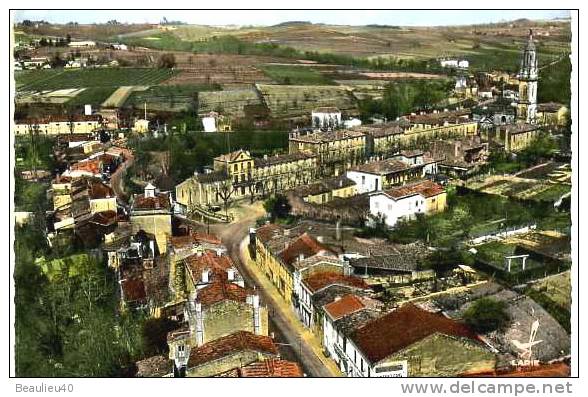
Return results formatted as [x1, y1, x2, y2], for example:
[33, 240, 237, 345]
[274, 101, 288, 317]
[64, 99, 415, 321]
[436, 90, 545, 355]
[469, 175, 570, 203]
[15, 68, 176, 91]
[197, 89, 262, 117]
[257, 84, 357, 118]
[124, 85, 211, 113]
[527, 271, 571, 311]
[102, 86, 149, 108]
[474, 241, 543, 274]
[16, 88, 86, 104]
[515, 162, 572, 184]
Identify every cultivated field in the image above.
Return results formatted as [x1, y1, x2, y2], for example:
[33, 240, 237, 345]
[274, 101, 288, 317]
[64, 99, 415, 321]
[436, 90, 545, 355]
[528, 271, 571, 310]
[197, 88, 262, 117]
[468, 175, 571, 203]
[102, 86, 149, 108]
[257, 84, 357, 118]
[15, 68, 176, 91]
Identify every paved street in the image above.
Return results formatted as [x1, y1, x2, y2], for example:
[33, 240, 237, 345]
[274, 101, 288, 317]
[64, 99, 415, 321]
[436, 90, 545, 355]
[210, 204, 342, 377]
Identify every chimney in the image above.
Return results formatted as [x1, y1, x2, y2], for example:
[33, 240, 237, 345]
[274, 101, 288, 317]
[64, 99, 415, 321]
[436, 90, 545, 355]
[298, 253, 305, 262]
[216, 248, 223, 257]
[251, 295, 261, 335]
[201, 269, 210, 283]
[334, 295, 342, 302]
[227, 268, 235, 281]
[317, 236, 325, 243]
[336, 220, 342, 241]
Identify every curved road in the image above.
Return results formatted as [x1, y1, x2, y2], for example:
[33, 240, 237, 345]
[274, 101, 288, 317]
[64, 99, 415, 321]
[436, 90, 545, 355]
[210, 206, 336, 377]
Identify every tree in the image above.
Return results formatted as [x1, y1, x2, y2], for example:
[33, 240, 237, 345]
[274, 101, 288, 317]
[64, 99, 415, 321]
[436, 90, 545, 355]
[141, 318, 179, 356]
[216, 178, 234, 218]
[157, 53, 176, 69]
[263, 194, 291, 221]
[463, 297, 509, 333]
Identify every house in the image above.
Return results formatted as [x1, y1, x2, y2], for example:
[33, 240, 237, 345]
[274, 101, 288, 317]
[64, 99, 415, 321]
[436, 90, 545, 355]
[346, 153, 436, 195]
[229, 358, 303, 377]
[14, 115, 102, 135]
[311, 107, 342, 130]
[536, 102, 569, 127]
[369, 180, 447, 227]
[130, 184, 172, 254]
[252, 224, 349, 305]
[173, 331, 279, 377]
[133, 119, 150, 133]
[299, 272, 370, 330]
[291, 175, 356, 204]
[351, 121, 408, 156]
[339, 304, 495, 377]
[167, 279, 267, 354]
[497, 123, 541, 152]
[430, 136, 489, 177]
[175, 150, 318, 210]
[288, 129, 367, 176]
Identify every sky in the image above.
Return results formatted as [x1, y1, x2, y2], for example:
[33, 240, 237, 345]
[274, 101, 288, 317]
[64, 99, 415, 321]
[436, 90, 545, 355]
[12, 10, 570, 27]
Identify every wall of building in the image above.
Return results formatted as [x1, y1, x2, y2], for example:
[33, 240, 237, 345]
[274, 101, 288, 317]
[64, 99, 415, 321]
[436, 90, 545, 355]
[130, 213, 172, 254]
[90, 197, 117, 214]
[386, 333, 496, 377]
[202, 300, 269, 345]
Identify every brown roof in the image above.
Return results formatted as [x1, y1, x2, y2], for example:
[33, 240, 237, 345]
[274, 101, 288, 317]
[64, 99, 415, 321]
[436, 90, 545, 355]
[188, 331, 278, 368]
[132, 193, 171, 211]
[170, 232, 222, 249]
[313, 106, 340, 113]
[323, 294, 366, 321]
[351, 159, 411, 175]
[214, 149, 250, 163]
[120, 278, 147, 303]
[279, 233, 335, 266]
[240, 359, 303, 377]
[351, 303, 479, 364]
[197, 281, 249, 307]
[290, 129, 365, 144]
[381, 180, 445, 200]
[89, 210, 117, 227]
[184, 251, 234, 285]
[135, 355, 171, 377]
[254, 152, 316, 168]
[70, 159, 102, 175]
[255, 223, 284, 243]
[16, 114, 102, 125]
[537, 102, 565, 113]
[303, 272, 368, 293]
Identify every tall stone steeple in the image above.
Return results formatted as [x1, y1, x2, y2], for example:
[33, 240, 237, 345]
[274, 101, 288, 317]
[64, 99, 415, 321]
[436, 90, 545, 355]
[517, 29, 538, 123]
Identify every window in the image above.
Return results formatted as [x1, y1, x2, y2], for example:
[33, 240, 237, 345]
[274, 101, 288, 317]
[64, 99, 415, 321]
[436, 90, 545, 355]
[234, 164, 238, 172]
[361, 175, 365, 185]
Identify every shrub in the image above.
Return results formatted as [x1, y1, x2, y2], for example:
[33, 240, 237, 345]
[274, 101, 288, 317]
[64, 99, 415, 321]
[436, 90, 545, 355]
[463, 297, 509, 333]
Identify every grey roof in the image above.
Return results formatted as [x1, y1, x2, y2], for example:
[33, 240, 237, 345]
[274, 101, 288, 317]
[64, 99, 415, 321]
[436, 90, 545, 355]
[292, 176, 356, 197]
[254, 152, 317, 168]
[311, 284, 358, 309]
[333, 308, 382, 336]
[349, 254, 421, 273]
[196, 170, 229, 184]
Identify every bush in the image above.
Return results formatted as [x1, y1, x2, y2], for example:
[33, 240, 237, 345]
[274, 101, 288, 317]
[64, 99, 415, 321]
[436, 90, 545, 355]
[157, 53, 176, 69]
[463, 297, 509, 333]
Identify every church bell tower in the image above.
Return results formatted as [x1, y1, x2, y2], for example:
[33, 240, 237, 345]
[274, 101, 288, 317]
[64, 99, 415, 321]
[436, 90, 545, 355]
[517, 29, 538, 123]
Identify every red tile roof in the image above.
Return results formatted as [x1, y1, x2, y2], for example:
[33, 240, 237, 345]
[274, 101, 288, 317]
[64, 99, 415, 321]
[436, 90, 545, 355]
[303, 272, 368, 293]
[197, 281, 249, 307]
[279, 233, 335, 266]
[351, 303, 479, 364]
[121, 278, 147, 303]
[383, 180, 445, 200]
[70, 159, 102, 175]
[255, 223, 284, 243]
[132, 193, 171, 211]
[240, 359, 303, 377]
[323, 294, 366, 321]
[89, 210, 118, 227]
[191, 232, 222, 245]
[184, 251, 234, 285]
[188, 331, 278, 368]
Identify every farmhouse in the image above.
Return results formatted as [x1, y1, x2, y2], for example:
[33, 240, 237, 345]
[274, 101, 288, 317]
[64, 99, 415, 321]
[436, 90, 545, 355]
[368, 180, 447, 227]
[340, 304, 495, 377]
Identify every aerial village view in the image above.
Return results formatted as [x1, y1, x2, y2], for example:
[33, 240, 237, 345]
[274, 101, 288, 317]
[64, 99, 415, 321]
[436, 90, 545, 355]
[10, 9, 575, 380]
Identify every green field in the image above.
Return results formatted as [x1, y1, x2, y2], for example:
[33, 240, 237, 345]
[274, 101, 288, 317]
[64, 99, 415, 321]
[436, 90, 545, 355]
[66, 86, 119, 107]
[15, 68, 177, 91]
[259, 65, 335, 85]
[125, 84, 218, 113]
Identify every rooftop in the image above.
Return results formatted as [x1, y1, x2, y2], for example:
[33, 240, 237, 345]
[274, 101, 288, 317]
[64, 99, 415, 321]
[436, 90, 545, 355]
[351, 303, 479, 365]
[254, 152, 317, 168]
[323, 294, 366, 321]
[379, 179, 445, 200]
[289, 129, 366, 144]
[135, 355, 171, 377]
[537, 102, 566, 113]
[239, 359, 303, 377]
[214, 149, 251, 163]
[350, 159, 412, 175]
[313, 106, 341, 113]
[184, 251, 234, 286]
[279, 233, 336, 267]
[303, 271, 368, 294]
[132, 192, 171, 212]
[196, 281, 250, 307]
[292, 175, 355, 197]
[187, 331, 277, 369]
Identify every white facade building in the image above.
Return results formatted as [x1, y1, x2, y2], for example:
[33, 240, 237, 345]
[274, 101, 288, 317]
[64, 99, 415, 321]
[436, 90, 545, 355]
[311, 107, 341, 130]
[369, 191, 425, 227]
